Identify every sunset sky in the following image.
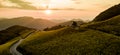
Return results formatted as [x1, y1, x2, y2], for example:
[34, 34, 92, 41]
[0, 0, 120, 9]
[25, 0, 120, 9]
[0, 0, 120, 22]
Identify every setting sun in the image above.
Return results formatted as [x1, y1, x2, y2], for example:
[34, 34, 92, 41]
[45, 9, 52, 15]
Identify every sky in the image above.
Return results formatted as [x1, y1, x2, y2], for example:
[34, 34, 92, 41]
[0, 0, 120, 9]
[0, 0, 120, 22]
[24, 0, 120, 9]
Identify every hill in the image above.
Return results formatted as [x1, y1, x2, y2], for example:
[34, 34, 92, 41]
[17, 27, 120, 55]
[0, 16, 57, 30]
[16, 4, 120, 55]
[1, 4, 120, 55]
[83, 14, 120, 36]
[43, 20, 84, 31]
[93, 4, 120, 22]
[0, 25, 34, 45]
[59, 20, 85, 26]
[0, 38, 19, 55]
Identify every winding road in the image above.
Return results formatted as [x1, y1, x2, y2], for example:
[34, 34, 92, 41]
[10, 39, 24, 55]
[10, 30, 37, 55]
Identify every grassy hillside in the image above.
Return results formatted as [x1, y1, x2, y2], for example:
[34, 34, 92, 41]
[82, 15, 120, 36]
[43, 20, 85, 31]
[17, 26, 120, 55]
[93, 4, 120, 22]
[0, 38, 19, 55]
[0, 25, 34, 45]
[0, 25, 37, 55]
[0, 30, 36, 55]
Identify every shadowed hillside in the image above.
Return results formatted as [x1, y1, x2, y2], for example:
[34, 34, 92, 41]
[93, 4, 120, 22]
[0, 25, 34, 45]
[83, 15, 120, 36]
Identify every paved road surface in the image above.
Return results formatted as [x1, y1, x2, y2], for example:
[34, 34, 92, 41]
[10, 30, 37, 55]
[10, 39, 24, 55]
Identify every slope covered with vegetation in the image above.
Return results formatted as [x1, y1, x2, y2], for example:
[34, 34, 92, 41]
[82, 15, 120, 36]
[93, 4, 120, 22]
[0, 38, 19, 55]
[17, 27, 120, 55]
[0, 25, 34, 45]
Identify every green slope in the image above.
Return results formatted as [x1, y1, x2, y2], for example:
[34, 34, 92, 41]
[18, 26, 120, 55]
[0, 38, 19, 55]
[0, 30, 36, 55]
[93, 4, 120, 22]
[0, 25, 35, 45]
[82, 15, 120, 36]
[0, 26, 36, 55]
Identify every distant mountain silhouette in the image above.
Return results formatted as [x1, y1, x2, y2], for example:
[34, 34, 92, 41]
[0, 17, 57, 30]
[93, 4, 120, 22]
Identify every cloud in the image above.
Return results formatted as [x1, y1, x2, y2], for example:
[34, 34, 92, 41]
[8, 0, 37, 9]
[0, 0, 120, 10]
[0, 0, 20, 7]
[71, 0, 81, 4]
[0, 0, 37, 9]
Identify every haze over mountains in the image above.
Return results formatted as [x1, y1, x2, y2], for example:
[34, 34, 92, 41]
[0, 16, 57, 30]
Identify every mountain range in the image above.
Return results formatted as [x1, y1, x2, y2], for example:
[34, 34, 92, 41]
[0, 16, 57, 30]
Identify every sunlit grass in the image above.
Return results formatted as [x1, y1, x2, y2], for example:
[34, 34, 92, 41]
[0, 37, 19, 55]
[0, 29, 35, 55]
[18, 27, 120, 55]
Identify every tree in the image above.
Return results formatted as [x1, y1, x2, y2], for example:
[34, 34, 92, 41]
[72, 21, 77, 27]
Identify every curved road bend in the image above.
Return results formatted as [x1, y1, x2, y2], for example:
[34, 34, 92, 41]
[10, 39, 24, 55]
[10, 30, 37, 55]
